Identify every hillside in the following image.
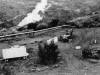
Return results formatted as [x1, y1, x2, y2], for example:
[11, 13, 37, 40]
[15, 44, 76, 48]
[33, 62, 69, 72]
[0, 0, 100, 26]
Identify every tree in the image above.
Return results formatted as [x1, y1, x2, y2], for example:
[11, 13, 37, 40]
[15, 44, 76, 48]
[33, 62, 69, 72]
[38, 41, 59, 65]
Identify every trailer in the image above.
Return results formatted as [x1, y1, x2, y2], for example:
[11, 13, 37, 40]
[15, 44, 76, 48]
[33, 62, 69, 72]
[0, 45, 29, 60]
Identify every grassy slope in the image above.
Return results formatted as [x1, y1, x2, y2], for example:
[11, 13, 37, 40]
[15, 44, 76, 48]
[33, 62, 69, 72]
[0, 0, 100, 24]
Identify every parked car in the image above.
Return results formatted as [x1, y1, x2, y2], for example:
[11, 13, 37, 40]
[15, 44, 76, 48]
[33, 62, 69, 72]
[58, 29, 73, 42]
[58, 35, 71, 42]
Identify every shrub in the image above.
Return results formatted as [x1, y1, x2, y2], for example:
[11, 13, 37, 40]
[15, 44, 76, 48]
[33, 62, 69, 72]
[38, 41, 59, 65]
[82, 48, 92, 59]
[36, 22, 48, 30]
[48, 19, 59, 27]
[1, 64, 15, 75]
[27, 22, 38, 30]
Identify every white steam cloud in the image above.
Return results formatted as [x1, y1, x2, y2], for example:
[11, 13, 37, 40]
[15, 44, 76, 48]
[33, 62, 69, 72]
[18, 0, 48, 27]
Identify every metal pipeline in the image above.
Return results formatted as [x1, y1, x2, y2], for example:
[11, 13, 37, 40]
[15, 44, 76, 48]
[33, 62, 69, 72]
[0, 25, 75, 38]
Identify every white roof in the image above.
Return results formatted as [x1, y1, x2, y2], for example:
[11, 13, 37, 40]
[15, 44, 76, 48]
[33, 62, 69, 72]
[2, 45, 29, 59]
[47, 37, 58, 44]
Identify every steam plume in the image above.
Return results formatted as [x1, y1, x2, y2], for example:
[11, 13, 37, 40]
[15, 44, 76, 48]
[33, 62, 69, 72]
[17, 0, 48, 27]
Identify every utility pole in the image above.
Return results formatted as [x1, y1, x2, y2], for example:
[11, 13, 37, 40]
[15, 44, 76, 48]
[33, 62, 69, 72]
[94, 29, 97, 44]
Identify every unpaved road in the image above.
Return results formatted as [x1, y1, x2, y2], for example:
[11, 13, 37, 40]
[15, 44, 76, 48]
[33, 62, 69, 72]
[16, 42, 100, 75]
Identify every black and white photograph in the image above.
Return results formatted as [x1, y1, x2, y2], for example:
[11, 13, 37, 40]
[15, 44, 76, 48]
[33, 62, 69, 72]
[0, 0, 100, 75]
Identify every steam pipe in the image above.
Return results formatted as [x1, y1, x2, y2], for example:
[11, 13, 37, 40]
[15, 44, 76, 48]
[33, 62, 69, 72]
[0, 25, 75, 38]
